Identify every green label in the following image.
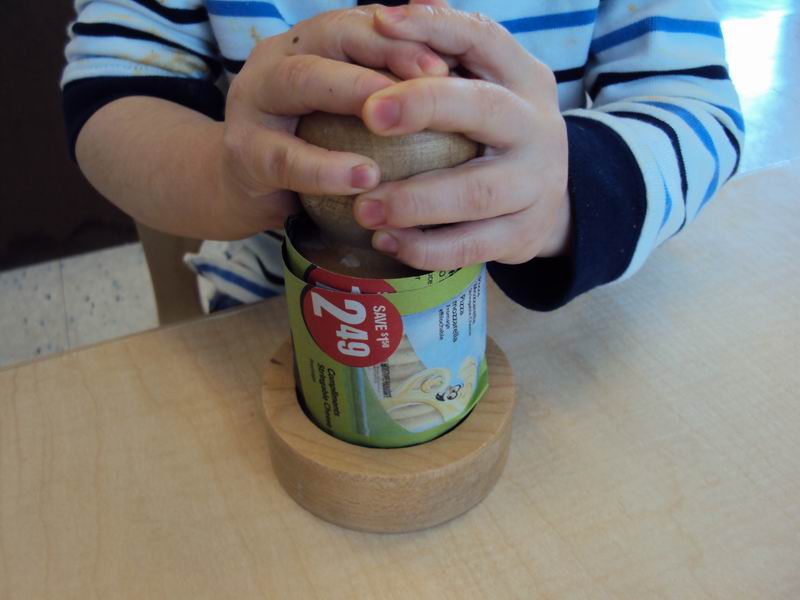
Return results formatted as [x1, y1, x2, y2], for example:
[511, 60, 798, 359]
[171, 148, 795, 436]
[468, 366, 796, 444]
[283, 246, 489, 448]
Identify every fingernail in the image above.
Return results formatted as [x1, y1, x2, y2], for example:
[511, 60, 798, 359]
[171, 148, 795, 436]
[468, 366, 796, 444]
[373, 231, 399, 255]
[368, 97, 401, 131]
[350, 164, 378, 190]
[418, 53, 445, 75]
[377, 6, 406, 24]
[356, 198, 386, 227]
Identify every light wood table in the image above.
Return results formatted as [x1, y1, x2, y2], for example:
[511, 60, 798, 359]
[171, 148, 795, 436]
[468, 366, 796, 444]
[2, 160, 799, 599]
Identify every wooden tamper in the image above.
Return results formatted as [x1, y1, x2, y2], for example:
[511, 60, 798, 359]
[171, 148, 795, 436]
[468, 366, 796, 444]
[262, 338, 515, 533]
[295, 106, 478, 277]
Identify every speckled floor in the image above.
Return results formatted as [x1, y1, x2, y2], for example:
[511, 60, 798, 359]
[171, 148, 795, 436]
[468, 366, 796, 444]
[0, 244, 157, 367]
[1, 0, 798, 367]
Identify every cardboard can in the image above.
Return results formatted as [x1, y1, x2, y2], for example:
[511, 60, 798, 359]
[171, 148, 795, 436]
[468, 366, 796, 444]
[283, 217, 489, 448]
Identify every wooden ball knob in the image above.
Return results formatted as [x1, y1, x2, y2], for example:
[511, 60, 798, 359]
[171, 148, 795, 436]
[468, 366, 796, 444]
[296, 113, 479, 250]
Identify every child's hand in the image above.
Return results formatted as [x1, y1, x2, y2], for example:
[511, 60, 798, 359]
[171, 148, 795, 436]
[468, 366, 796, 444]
[353, 6, 571, 270]
[219, 7, 450, 234]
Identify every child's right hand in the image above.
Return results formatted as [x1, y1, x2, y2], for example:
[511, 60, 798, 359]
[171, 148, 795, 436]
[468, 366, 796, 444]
[217, 6, 450, 235]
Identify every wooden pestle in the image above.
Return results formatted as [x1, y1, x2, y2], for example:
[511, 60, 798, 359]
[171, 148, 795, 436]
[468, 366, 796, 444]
[295, 89, 479, 278]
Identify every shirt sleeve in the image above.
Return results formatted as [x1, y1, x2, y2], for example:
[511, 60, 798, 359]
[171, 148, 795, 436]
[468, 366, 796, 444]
[489, 0, 744, 311]
[62, 0, 225, 158]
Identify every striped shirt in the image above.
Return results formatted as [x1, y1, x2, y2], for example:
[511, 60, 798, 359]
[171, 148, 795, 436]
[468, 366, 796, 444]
[62, 0, 744, 311]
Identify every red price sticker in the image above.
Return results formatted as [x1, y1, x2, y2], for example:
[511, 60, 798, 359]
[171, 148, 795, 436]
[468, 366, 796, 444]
[301, 286, 403, 367]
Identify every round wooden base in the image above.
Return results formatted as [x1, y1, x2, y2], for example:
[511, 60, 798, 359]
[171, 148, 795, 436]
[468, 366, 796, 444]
[261, 338, 515, 533]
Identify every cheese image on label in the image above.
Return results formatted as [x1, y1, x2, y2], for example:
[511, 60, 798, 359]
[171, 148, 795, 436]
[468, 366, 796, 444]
[378, 356, 479, 433]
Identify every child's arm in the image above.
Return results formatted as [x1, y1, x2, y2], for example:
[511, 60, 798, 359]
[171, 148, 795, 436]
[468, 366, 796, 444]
[357, 2, 743, 310]
[63, 2, 449, 240]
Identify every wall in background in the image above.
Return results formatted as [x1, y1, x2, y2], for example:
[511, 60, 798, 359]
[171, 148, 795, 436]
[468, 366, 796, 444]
[0, 2, 137, 270]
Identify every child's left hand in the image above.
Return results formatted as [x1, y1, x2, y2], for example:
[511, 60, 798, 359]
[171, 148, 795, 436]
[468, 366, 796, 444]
[353, 4, 571, 271]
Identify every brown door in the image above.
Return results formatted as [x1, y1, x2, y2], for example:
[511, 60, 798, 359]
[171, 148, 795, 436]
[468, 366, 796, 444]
[0, 2, 137, 270]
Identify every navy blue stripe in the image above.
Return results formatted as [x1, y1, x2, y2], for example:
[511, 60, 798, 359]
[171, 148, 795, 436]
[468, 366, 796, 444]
[592, 17, 722, 53]
[206, 1, 284, 19]
[194, 263, 276, 298]
[71, 22, 221, 78]
[255, 256, 285, 287]
[501, 9, 597, 34]
[711, 103, 745, 132]
[554, 65, 586, 84]
[680, 98, 745, 133]
[644, 101, 720, 211]
[130, 0, 208, 24]
[222, 56, 245, 73]
[589, 65, 729, 99]
[208, 292, 244, 313]
[611, 110, 689, 231]
[264, 230, 285, 242]
[62, 77, 225, 159]
[715, 117, 741, 180]
[611, 111, 688, 197]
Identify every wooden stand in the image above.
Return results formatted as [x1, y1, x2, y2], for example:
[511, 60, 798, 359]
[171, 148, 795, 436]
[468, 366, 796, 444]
[261, 338, 515, 533]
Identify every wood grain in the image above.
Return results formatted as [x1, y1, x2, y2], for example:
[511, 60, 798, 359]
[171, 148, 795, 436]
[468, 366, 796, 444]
[262, 338, 514, 533]
[2, 160, 800, 598]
